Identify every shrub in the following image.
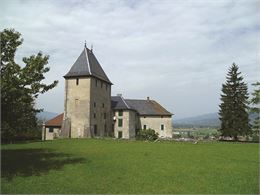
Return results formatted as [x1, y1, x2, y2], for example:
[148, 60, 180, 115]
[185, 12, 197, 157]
[203, 134, 210, 140]
[173, 134, 181, 139]
[252, 135, 259, 143]
[137, 128, 159, 141]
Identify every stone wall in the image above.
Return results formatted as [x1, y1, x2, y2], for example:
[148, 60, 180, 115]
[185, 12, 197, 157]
[139, 116, 172, 138]
[44, 127, 61, 140]
[113, 110, 136, 139]
[63, 77, 111, 138]
[64, 77, 91, 138]
[90, 78, 111, 137]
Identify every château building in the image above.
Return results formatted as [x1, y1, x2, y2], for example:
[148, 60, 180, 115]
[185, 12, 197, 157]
[42, 45, 173, 140]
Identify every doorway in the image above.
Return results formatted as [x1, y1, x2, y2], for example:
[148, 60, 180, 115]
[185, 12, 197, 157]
[118, 131, 122, 138]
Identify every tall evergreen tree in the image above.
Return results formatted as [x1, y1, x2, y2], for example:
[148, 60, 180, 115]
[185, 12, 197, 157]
[218, 63, 250, 140]
[1, 28, 58, 142]
[250, 82, 260, 131]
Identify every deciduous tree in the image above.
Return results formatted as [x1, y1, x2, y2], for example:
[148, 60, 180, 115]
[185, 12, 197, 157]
[1, 28, 58, 142]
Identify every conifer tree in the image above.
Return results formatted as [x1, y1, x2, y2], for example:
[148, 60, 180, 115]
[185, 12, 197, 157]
[219, 63, 250, 140]
[250, 82, 260, 140]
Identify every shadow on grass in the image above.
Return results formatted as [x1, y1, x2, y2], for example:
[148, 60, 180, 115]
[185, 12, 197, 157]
[1, 148, 85, 180]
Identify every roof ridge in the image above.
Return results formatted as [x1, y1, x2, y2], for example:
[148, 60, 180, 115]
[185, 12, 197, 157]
[64, 46, 112, 84]
[120, 96, 130, 109]
[85, 46, 92, 75]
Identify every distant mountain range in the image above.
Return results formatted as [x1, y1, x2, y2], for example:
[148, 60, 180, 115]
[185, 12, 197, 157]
[174, 113, 220, 128]
[174, 112, 258, 128]
[37, 111, 59, 122]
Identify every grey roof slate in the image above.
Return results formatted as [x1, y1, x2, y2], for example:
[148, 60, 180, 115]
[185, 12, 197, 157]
[64, 47, 112, 84]
[125, 99, 172, 116]
[111, 95, 172, 116]
[111, 96, 131, 110]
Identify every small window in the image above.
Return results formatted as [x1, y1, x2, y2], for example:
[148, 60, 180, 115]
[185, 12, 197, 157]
[94, 125, 97, 136]
[102, 103, 105, 108]
[94, 102, 96, 107]
[106, 84, 108, 91]
[49, 127, 53, 133]
[95, 79, 98, 87]
[161, 116, 164, 118]
[94, 113, 96, 118]
[144, 116, 146, 118]
[104, 112, 106, 119]
[101, 82, 103, 88]
[118, 119, 123, 127]
[118, 110, 123, 116]
[76, 78, 79, 85]
[104, 124, 107, 134]
[161, 124, 164, 130]
[143, 125, 147, 130]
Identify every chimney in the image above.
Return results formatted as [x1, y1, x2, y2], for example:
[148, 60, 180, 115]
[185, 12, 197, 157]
[147, 97, 150, 101]
[117, 94, 122, 97]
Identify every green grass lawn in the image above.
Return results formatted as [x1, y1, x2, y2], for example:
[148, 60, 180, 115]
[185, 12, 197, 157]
[1, 139, 259, 194]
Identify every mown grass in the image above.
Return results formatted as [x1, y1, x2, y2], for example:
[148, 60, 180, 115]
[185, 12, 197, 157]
[1, 139, 259, 194]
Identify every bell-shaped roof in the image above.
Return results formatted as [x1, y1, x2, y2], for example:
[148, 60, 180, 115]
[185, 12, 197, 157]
[64, 46, 112, 84]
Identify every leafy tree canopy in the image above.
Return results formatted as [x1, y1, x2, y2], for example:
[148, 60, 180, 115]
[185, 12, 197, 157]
[1, 28, 58, 142]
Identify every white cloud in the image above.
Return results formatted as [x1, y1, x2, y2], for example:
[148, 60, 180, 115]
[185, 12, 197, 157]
[1, 0, 259, 118]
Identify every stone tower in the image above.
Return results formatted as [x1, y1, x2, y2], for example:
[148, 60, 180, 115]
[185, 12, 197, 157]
[61, 45, 112, 138]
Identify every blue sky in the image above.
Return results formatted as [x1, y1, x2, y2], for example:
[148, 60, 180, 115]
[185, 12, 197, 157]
[1, 0, 259, 119]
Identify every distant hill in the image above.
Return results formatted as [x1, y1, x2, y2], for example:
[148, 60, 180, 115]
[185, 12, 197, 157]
[37, 111, 59, 122]
[174, 113, 220, 128]
[174, 112, 258, 128]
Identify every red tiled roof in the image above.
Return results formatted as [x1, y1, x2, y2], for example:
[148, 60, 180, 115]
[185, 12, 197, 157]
[45, 113, 63, 127]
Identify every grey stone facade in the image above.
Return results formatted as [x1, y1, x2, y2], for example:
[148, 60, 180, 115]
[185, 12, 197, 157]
[43, 45, 173, 140]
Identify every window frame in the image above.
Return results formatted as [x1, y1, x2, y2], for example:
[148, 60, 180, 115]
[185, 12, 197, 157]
[118, 118, 123, 127]
[118, 131, 123, 138]
[94, 125, 97, 136]
[160, 124, 164, 131]
[49, 127, 54, 133]
[118, 110, 123, 116]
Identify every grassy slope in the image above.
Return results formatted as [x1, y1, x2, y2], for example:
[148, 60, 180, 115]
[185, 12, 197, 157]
[1, 139, 259, 194]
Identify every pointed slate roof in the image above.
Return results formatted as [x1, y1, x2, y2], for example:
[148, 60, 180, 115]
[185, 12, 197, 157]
[64, 46, 112, 84]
